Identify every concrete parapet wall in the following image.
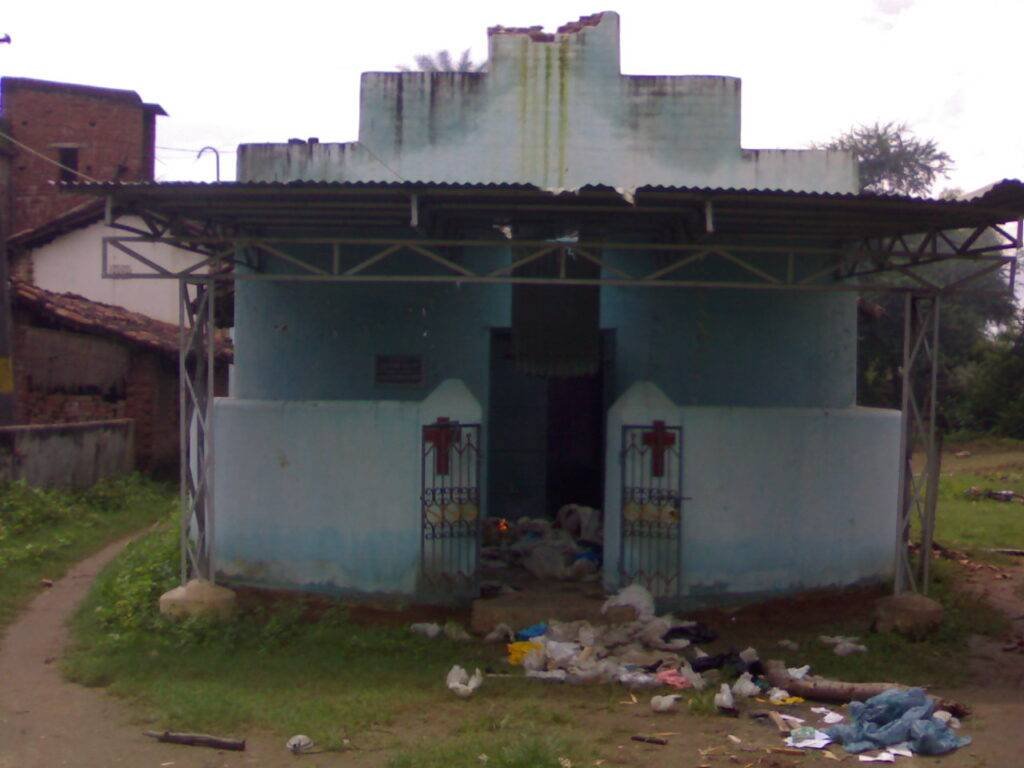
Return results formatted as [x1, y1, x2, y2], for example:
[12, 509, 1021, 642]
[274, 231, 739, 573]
[0, 418, 134, 488]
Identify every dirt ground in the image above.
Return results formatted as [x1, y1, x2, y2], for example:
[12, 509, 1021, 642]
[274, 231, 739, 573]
[1, 541, 1023, 767]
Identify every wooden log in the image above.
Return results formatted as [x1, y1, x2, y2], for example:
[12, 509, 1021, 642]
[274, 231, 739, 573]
[631, 735, 669, 746]
[763, 659, 903, 704]
[143, 730, 246, 751]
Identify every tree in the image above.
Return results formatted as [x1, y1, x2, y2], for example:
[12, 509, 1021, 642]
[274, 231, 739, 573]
[816, 121, 953, 196]
[398, 49, 485, 73]
[819, 123, 1017, 428]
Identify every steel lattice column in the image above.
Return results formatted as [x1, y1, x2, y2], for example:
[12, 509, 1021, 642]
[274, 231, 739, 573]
[178, 277, 216, 583]
[894, 293, 941, 595]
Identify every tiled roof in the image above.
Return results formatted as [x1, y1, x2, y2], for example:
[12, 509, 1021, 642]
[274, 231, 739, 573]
[12, 281, 232, 362]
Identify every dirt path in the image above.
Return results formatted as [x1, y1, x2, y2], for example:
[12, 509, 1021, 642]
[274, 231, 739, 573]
[0, 535, 300, 768]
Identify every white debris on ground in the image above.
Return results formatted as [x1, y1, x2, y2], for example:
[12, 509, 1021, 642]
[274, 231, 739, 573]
[778, 638, 800, 651]
[601, 583, 656, 622]
[286, 734, 315, 754]
[785, 727, 832, 750]
[446, 665, 483, 698]
[650, 694, 682, 713]
[410, 622, 441, 639]
[812, 706, 845, 724]
[819, 634, 868, 656]
[731, 671, 760, 698]
[768, 687, 792, 704]
[714, 683, 735, 710]
[484, 623, 514, 642]
[787, 664, 811, 679]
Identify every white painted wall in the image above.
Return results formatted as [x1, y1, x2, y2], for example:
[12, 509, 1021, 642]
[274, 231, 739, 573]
[28, 216, 205, 325]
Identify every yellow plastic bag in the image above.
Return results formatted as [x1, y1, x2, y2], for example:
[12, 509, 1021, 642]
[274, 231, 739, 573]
[506, 640, 541, 666]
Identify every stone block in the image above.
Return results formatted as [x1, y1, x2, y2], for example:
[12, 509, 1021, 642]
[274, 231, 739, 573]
[159, 579, 237, 621]
[873, 592, 943, 638]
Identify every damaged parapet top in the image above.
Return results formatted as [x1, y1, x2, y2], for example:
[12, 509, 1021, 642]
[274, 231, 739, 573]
[487, 12, 606, 42]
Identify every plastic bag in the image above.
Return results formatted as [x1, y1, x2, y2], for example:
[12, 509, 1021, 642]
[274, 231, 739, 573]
[602, 583, 655, 622]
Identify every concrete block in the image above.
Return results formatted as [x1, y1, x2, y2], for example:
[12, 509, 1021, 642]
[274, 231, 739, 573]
[159, 579, 237, 621]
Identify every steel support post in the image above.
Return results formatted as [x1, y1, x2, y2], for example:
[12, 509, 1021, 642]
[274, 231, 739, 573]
[894, 294, 941, 595]
[178, 278, 216, 583]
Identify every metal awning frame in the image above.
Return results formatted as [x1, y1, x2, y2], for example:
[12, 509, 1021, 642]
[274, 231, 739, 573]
[98, 191, 1021, 598]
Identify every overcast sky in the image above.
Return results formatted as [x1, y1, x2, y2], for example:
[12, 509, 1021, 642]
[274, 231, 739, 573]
[2, 0, 1022, 192]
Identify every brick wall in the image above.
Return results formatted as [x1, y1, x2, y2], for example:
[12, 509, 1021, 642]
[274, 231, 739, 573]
[124, 351, 179, 475]
[1, 79, 160, 234]
[11, 313, 184, 474]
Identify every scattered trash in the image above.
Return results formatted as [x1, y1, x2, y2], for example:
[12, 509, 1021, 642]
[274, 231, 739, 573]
[767, 687, 791, 704]
[526, 669, 568, 682]
[786, 726, 832, 750]
[834, 640, 868, 656]
[954, 450, 971, 458]
[727, 734, 742, 744]
[825, 687, 971, 756]
[40, 578, 53, 588]
[506, 640, 542, 666]
[779, 714, 805, 726]
[650, 694, 682, 713]
[812, 707, 845, 724]
[446, 665, 483, 698]
[484, 623, 514, 643]
[787, 665, 811, 680]
[410, 622, 441, 639]
[778, 638, 799, 651]
[444, 621, 472, 642]
[655, 668, 693, 689]
[731, 672, 760, 698]
[738, 646, 759, 664]
[819, 634, 859, 646]
[602, 583, 656, 622]
[515, 621, 548, 640]
[1001, 633, 1024, 654]
[964, 486, 1019, 502]
[714, 683, 738, 716]
[286, 734, 315, 754]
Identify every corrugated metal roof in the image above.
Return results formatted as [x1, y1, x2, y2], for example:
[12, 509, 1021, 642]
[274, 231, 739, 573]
[67, 178, 1024, 244]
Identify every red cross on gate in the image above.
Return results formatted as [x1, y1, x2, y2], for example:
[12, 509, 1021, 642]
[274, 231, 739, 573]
[424, 417, 461, 476]
[642, 420, 676, 478]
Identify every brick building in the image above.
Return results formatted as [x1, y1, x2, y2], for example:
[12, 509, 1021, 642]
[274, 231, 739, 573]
[11, 280, 230, 475]
[0, 77, 165, 234]
[0, 77, 229, 477]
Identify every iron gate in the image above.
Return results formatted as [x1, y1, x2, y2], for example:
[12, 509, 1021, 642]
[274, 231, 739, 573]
[421, 418, 481, 595]
[620, 421, 683, 600]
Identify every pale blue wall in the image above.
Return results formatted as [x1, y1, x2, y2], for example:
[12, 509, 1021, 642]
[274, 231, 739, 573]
[603, 383, 901, 604]
[213, 381, 481, 597]
[231, 251, 509, 405]
[602, 286, 857, 407]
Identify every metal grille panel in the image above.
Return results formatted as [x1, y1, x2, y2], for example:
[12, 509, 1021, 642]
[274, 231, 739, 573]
[620, 422, 682, 601]
[421, 419, 481, 595]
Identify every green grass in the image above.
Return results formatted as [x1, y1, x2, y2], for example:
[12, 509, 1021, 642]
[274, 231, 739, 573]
[932, 462, 1024, 554]
[65, 519, 520, 748]
[768, 559, 1009, 687]
[0, 474, 174, 632]
[389, 732, 580, 768]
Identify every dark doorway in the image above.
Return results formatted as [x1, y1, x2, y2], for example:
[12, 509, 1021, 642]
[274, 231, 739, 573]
[487, 330, 611, 521]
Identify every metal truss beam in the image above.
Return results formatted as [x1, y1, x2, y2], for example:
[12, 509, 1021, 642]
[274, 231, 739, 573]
[101, 229, 1019, 296]
[894, 294, 941, 595]
[179, 277, 217, 583]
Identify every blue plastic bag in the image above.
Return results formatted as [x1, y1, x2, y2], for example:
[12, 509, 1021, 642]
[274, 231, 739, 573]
[825, 688, 968, 756]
